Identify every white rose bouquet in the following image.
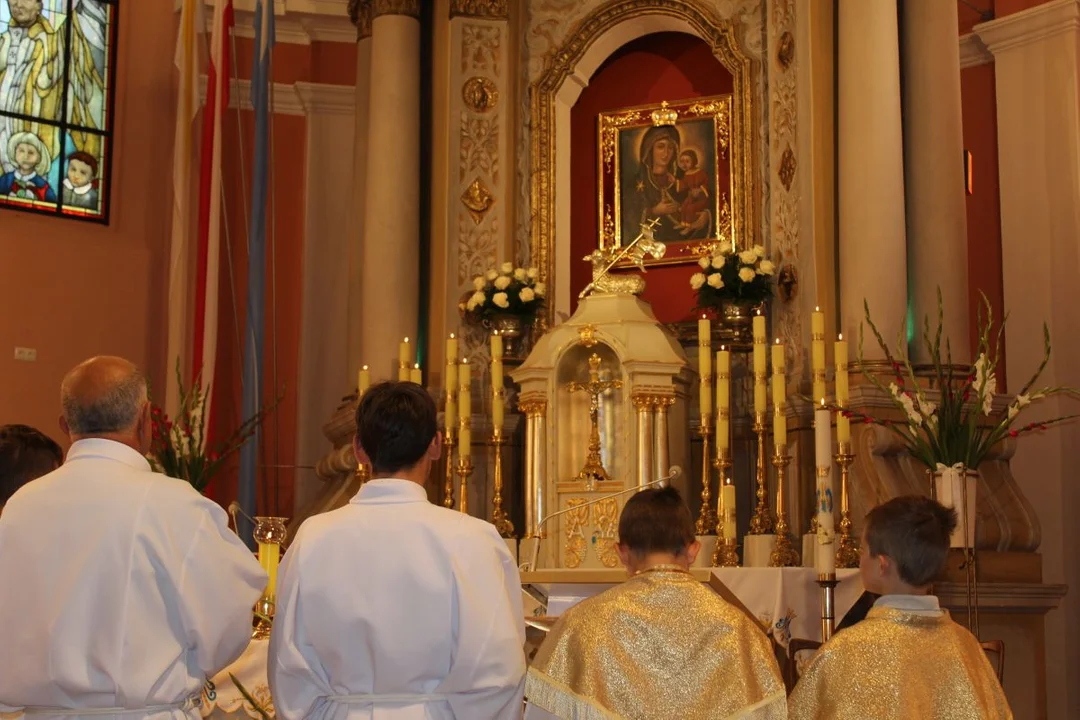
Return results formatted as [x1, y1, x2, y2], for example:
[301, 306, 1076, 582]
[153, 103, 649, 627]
[461, 262, 546, 322]
[689, 241, 774, 307]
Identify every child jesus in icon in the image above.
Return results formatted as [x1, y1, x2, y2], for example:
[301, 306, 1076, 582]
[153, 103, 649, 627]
[676, 149, 710, 236]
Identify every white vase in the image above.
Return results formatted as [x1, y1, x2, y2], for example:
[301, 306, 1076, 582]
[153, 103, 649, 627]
[932, 466, 978, 549]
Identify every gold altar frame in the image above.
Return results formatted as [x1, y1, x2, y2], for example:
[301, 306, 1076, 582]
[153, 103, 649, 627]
[598, 94, 735, 266]
[529, 0, 757, 325]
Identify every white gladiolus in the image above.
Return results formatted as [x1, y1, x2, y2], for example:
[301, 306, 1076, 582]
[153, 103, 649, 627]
[520, 287, 536, 302]
[495, 275, 512, 290]
[889, 383, 921, 426]
[514, 268, 527, 281]
[711, 255, 725, 270]
[973, 354, 996, 415]
[493, 292, 510, 308]
[707, 273, 724, 289]
[472, 276, 485, 291]
[690, 273, 707, 290]
[698, 256, 711, 269]
[500, 262, 514, 274]
[738, 267, 755, 283]
[527, 267, 539, 279]
[534, 282, 546, 296]
[486, 269, 498, 281]
[758, 259, 775, 275]
[739, 249, 757, 264]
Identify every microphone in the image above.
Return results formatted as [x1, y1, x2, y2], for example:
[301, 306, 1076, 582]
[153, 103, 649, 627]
[522, 466, 682, 572]
[227, 501, 257, 536]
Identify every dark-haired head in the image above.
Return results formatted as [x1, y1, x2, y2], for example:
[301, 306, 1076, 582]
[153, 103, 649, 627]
[617, 485, 700, 573]
[353, 382, 441, 481]
[0, 424, 63, 508]
[860, 495, 958, 593]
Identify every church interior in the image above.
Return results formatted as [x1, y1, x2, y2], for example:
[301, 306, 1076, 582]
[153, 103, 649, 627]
[1, 0, 1078, 717]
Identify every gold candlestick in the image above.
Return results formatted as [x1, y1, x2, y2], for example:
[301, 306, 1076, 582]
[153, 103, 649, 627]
[817, 573, 839, 642]
[457, 456, 474, 515]
[442, 427, 457, 509]
[748, 413, 774, 534]
[835, 441, 859, 568]
[769, 450, 800, 567]
[711, 448, 740, 566]
[695, 421, 718, 535]
[491, 427, 514, 537]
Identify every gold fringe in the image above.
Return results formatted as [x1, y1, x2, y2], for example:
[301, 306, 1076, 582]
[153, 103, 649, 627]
[525, 668, 622, 720]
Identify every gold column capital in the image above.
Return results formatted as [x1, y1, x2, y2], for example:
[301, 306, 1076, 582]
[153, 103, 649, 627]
[348, 0, 373, 39]
[450, 0, 508, 20]
[372, 0, 420, 20]
[518, 396, 548, 418]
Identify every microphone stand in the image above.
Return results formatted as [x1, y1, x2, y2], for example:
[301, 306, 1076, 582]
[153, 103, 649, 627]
[522, 466, 682, 572]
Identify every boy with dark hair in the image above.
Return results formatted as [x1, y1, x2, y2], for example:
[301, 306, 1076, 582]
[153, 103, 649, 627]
[0, 424, 63, 512]
[789, 495, 1011, 718]
[526, 486, 785, 719]
[269, 381, 526, 719]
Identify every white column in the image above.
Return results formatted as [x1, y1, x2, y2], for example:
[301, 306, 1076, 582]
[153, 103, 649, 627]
[634, 397, 655, 489]
[838, 0, 907, 353]
[654, 398, 671, 484]
[346, 1, 373, 378]
[360, 1, 421, 379]
[978, 3, 1080, 715]
[902, 0, 969, 362]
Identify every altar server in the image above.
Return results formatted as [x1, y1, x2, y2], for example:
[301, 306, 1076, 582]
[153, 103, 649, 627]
[526, 487, 786, 719]
[269, 381, 526, 719]
[0, 356, 267, 718]
[788, 496, 1011, 719]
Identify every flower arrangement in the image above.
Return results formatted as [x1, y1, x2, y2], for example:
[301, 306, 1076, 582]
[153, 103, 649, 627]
[462, 262, 546, 322]
[689, 241, 774, 307]
[148, 363, 278, 493]
[851, 290, 1079, 471]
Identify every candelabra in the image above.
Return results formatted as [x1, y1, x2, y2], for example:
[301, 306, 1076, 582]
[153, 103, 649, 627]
[491, 427, 514, 537]
[442, 428, 456, 509]
[712, 447, 739, 566]
[835, 441, 859, 568]
[748, 413, 774, 534]
[769, 450, 800, 567]
[456, 456, 474, 515]
[695, 421, 718, 535]
[817, 573, 839, 642]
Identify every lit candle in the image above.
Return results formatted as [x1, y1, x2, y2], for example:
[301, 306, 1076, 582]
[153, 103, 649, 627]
[812, 307, 826, 402]
[773, 339, 787, 450]
[753, 311, 767, 416]
[459, 359, 471, 458]
[357, 365, 370, 397]
[716, 347, 730, 452]
[698, 315, 712, 419]
[491, 332, 504, 388]
[258, 542, 280, 602]
[815, 399, 836, 575]
[410, 363, 422, 385]
[398, 337, 411, 382]
[835, 333, 850, 444]
[445, 334, 458, 390]
[721, 484, 737, 541]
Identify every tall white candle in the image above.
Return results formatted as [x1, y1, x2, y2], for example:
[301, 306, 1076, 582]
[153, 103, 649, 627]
[812, 307, 826, 402]
[398, 337, 411, 382]
[716, 347, 730, 452]
[458, 359, 471, 458]
[835, 333, 850, 444]
[815, 400, 836, 575]
[698, 315, 712, 419]
[753, 312, 766, 416]
[357, 365, 370, 397]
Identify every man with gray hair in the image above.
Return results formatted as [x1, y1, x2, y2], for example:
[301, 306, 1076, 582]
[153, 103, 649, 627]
[0, 356, 267, 719]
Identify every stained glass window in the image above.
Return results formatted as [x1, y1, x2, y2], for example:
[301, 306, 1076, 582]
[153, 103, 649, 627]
[0, 0, 117, 222]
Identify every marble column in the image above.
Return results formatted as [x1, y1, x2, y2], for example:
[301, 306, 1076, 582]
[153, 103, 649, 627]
[901, 0, 969, 362]
[359, 0, 421, 379]
[837, 0, 907, 356]
[977, 2, 1080, 714]
[346, 0, 373, 381]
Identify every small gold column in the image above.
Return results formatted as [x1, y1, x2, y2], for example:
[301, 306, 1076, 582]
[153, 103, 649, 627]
[835, 442, 859, 568]
[491, 427, 514, 537]
[696, 419, 717, 535]
[654, 396, 674, 484]
[769, 449, 800, 567]
[749, 413, 774, 534]
[632, 394, 655, 489]
[520, 396, 547, 539]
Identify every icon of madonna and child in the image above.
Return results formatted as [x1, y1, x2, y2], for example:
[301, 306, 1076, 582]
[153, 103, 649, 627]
[619, 120, 725, 245]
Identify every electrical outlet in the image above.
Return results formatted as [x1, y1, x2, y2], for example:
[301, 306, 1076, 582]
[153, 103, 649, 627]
[14, 347, 37, 362]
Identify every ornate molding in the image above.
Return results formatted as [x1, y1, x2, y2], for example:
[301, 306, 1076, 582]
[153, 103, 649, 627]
[348, 0, 372, 39]
[959, 32, 992, 69]
[372, 0, 419, 19]
[450, 0, 509, 20]
[975, 0, 1080, 55]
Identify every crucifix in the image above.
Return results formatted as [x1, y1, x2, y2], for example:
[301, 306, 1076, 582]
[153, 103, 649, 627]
[568, 353, 623, 489]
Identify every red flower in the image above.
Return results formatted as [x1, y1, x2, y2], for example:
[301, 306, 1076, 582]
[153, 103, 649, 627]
[208, 451, 219, 463]
[1009, 430, 1018, 437]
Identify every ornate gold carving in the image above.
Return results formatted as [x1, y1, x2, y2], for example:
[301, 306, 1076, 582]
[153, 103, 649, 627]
[594, 498, 620, 567]
[348, 0, 373, 39]
[372, 0, 419, 19]
[778, 145, 796, 191]
[529, 1, 757, 322]
[578, 324, 598, 348]
[650, 100, 678, 127]
[686, 96, 730, 158]
[599, 109, 644, 172]
[461, 178, 494, 224]
[518, 396, 548, 418]
[462, 76, 499, 112]
[460, 114, 499, 182]
[777, 30, 795, 70]
[463, 24, 501, 74]
[450, 0, 509, 19]
[564, 499, 590, 568]
[568, 354, 623, 488]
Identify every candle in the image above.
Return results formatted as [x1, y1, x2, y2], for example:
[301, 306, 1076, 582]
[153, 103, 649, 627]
[698, 315, 712, 419]
[357, 365, 370, 397]
[398, 337, 411, 382]
[815, 400, 836, 575]
[491, 333, 504, 388]
[753, 311, 767, 416]
[721, 484, 737, 540]
[446, 334, 458, 390]
[812, 307, 826, 402]
[772, 339, 787, 450]
[410, 363, 422, 385]
[258, 542, 280, 602]
[835, 333, 850, 444]
[459, 359, 471, 458]
[716, 347, 730, 452]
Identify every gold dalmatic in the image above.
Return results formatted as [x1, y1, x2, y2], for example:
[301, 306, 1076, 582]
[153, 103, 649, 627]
[527, 569, 786, 720]
[788, 606, 1012, 719]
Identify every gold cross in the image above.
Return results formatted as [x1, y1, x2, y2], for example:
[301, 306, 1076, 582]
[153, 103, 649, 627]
[567, 354, 623, 488]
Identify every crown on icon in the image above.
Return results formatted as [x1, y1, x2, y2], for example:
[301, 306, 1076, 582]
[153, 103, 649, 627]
[651, 100, 678, 127]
